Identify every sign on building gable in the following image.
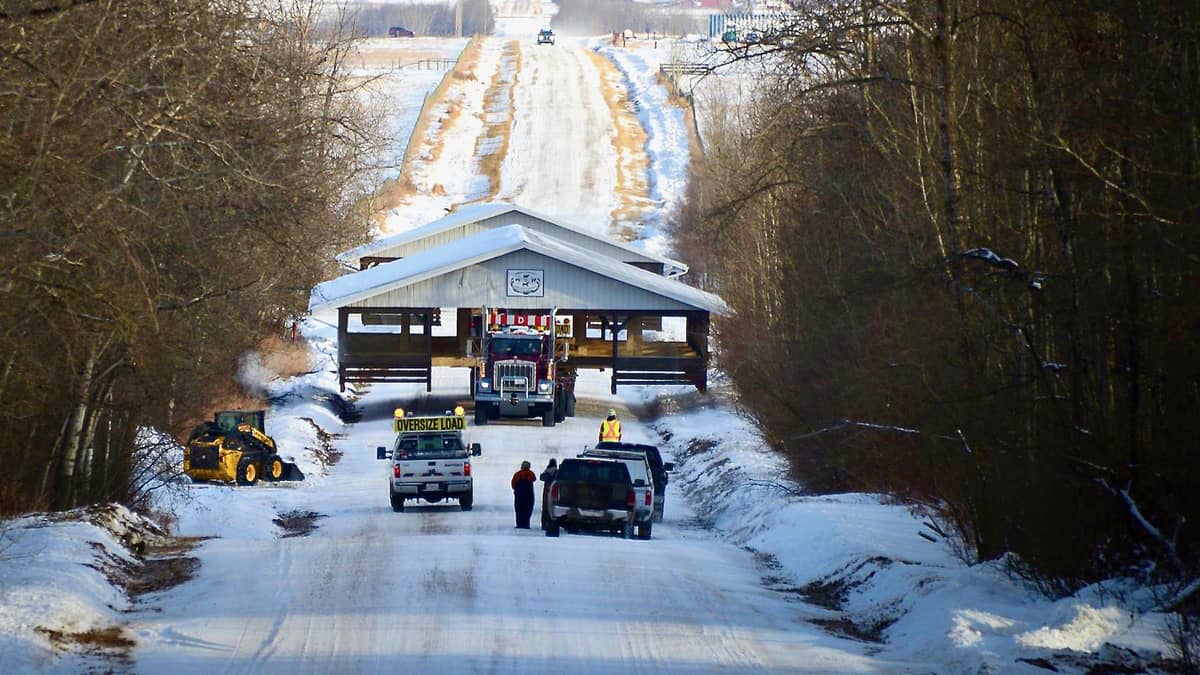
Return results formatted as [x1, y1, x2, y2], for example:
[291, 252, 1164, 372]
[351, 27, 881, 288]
[506, 269, 544, 297]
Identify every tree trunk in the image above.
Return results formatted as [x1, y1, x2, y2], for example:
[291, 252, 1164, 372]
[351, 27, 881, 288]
[55, 346, 97, 510]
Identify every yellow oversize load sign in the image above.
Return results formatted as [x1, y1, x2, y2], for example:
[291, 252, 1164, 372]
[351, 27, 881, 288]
[394, 416, 466, 434]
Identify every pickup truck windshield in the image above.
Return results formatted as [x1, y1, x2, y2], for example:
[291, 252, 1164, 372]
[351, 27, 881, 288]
[395, 435, 466, 459]
[556, 460, 630, 483]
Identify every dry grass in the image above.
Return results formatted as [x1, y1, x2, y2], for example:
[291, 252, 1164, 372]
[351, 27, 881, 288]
[299, 417, 344, 472]
[257, 334, 313, 380]
[587, 51, 654, 228]
[417, 38, 483, 168]
[471, 40, 520, 200]
[352, 47, 448, 69]
[369, 174, 419, 227]
[37, 625, 135, 651]
[365, 37, 484, 224]
[198, 389, 268, 423]
[178, 332, 308, 434]
[656, 70, 705, 165]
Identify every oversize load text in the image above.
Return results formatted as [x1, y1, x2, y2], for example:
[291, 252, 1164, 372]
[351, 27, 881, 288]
[394, 416, 467, 433]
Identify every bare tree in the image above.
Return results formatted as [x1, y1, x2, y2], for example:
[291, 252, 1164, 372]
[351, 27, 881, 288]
[682, 0, 1200, 594]
[0, 0, 379, 514]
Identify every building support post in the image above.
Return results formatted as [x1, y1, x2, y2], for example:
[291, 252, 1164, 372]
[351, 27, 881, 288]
[338, 308, 349, 392]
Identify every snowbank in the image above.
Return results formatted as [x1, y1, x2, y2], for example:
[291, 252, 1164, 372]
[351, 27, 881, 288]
[624, 378, 1176, 673]
[0, 505, 166, 673]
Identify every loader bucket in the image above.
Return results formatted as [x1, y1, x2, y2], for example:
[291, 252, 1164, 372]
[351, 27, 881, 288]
[281, 462, 305, 481]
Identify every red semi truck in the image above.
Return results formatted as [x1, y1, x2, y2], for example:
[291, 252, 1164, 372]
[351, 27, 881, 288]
[472, 312, 576, 427]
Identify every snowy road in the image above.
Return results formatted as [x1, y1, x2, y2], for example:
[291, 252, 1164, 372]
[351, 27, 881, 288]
[130, 369, 918, 673]
[497, 39, 620, 233]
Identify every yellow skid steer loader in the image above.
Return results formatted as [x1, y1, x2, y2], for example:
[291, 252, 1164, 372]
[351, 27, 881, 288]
[183, 410, 304, 485]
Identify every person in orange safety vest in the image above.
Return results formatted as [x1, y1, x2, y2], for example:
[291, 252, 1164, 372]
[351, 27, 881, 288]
[598, 409, 622, 443]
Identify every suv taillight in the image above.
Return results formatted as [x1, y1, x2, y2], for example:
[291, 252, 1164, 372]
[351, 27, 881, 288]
[464, 462, 471, 476]
[626, 488, 636, 509]
[645, 489, 652, 506]
[550, 484, 559, 501]
[393, 465, 401, 478]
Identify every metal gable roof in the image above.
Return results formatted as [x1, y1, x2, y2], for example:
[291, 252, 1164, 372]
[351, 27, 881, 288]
[337, 202, 689, 276]
[310, 225, 727, 315]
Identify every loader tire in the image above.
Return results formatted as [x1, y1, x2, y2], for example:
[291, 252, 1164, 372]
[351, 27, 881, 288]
[265, 455, 285, 481]
[236, 456, 259, 486]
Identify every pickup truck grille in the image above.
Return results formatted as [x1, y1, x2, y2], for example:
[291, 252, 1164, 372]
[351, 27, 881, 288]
[495, 360, 535, 394]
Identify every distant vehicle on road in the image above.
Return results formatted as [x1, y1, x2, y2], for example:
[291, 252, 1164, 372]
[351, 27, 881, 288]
[388, 26, 415, 38]
[537, 29, 555, 45]
[545, 458, 635, 538]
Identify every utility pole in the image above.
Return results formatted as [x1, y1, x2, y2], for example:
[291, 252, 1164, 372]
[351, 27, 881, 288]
[455, 0, 463, 37]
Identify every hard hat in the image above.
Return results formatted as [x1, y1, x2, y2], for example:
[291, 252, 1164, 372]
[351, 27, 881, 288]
[607, 409, 616, 417]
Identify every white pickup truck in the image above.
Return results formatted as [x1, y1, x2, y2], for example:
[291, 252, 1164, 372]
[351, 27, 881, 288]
[377, 408, 481, 512]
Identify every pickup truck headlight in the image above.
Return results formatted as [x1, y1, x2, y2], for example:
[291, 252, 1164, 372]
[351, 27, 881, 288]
[538, 381, 551, 393]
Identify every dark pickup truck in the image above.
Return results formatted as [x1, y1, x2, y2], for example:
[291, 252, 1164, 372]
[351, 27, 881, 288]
[545, 458, 635, 538]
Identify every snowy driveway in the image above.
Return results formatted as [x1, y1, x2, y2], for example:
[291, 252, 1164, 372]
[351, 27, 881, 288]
[129, 369, 919, 673]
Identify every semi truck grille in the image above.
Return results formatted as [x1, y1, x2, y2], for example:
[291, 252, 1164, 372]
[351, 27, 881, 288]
[496, 360, 535, 394]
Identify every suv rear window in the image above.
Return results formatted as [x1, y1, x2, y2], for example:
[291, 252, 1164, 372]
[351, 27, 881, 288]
[557, 460, 630, 483]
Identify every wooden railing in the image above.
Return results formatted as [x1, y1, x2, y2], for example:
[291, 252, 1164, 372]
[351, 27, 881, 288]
[659, 62, 712, 76]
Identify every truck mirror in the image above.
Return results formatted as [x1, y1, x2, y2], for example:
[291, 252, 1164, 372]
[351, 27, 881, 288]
[376, 446, 390, 460]
[471, 442, 482, 456]
[664, 462, 675, 472]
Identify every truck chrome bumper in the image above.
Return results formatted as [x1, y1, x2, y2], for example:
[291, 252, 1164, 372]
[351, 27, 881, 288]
[551, 505, 630, 521]
[391, 480, 471, 496]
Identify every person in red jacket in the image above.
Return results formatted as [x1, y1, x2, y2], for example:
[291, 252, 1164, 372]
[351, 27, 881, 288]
[511, 460, 537, 529]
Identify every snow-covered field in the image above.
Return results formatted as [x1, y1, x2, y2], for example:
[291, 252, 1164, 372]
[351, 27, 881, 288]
[350, 37, 472, 184]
